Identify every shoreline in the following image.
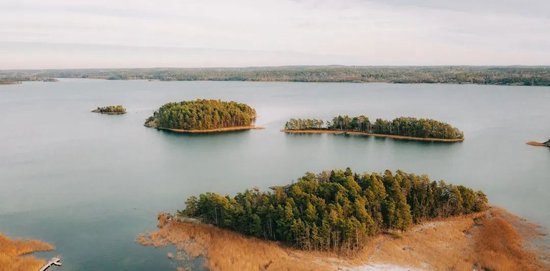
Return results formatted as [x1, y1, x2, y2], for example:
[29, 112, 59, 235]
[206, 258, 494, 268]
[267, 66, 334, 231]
[153, 125, 264, 134]
[282, 129, 464, 143]
[0, 233, 55, 270]
[137, 207, 549, 271]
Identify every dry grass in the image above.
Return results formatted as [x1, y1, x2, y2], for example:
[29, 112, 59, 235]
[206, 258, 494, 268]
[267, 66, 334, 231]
[137, 214, 341, 271]
[0, 233, 54, 271]
[474, 209, 547, 271]
[139, 208, 549, 271]
[282, 129, 464, 143]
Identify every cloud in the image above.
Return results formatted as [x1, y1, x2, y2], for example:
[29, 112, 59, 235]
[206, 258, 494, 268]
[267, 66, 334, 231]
[0, 0, 549, 68]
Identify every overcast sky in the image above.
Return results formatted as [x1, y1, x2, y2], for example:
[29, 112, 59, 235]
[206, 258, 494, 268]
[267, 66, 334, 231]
[1, 0, 549, 69]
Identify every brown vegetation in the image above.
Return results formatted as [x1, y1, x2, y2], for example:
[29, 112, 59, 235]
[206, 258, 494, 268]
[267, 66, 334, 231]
[282, 129, 465, 143]
[527, 141, 548, 147]
[0, 233, 54, 271]
[138, 207, 549, 271]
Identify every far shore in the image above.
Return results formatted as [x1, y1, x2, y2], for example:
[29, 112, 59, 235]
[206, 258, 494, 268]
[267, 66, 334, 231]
[282, 129, 464, 143]
[155, 126, 264, 134]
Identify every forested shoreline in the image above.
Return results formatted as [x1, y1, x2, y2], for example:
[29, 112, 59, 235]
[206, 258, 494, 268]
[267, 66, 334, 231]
[145, 99, 256, 131]
[179, 169, 488, 252]
[2, 66, 550, 86]
[284, 116, 464, 140]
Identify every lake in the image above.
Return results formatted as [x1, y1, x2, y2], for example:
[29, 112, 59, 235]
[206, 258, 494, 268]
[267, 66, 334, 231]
[0, 79, 549, 270]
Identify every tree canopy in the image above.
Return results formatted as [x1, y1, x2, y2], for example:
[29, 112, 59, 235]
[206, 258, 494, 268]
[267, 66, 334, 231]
[145, 99, 256, 130]
[180, 169, 487, 252]
[285, 115, 464, 140]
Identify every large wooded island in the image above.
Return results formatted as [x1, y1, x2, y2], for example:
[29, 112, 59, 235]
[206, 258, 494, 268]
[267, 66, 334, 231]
[138, 169, 549, 271]
[144, 99, 259, 133]
[283, 116, 464, 142]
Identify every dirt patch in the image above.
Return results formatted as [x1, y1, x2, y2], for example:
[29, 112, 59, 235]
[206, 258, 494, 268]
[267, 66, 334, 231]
[138, 208, 549, 271]
[0, 233, 55, 271]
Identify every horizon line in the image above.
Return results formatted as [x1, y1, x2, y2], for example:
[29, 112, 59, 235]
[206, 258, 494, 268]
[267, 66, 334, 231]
[3, 64, 550, 71]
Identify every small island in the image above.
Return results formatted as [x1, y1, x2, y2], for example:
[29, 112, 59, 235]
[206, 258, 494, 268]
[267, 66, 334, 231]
[283, 116, 464, 142]
[144, 99, 259, 133]
[91, 105, 126, 115]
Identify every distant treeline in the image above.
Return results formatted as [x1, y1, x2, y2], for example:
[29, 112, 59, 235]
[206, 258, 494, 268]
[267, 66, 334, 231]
[180, 169, 488, 252]
[2, 66, 550, 86]
[145, 99, 256, 130]
[285, 116, 464, 140]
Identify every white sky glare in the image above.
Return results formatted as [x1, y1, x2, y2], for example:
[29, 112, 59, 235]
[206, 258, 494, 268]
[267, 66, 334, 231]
[1, 0, 549, 69]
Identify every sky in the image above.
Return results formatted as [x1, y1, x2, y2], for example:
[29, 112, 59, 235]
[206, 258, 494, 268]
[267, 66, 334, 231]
[1, 0, 549, 69]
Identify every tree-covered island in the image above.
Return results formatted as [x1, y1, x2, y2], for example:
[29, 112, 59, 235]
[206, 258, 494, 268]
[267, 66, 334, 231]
[283, 116, 464, 142]
[144, 99, 258, 133]
[178, 168, 487, 252]
[91, 105, 126, 115]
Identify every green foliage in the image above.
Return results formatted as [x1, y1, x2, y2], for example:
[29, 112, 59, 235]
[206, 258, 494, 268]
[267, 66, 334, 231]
[147, 99, 256, 130]
[93, 105, 126, 113]
[285, 115, 463, 140]
[284, 118, 325, 130]
[179, 169, 488, 252]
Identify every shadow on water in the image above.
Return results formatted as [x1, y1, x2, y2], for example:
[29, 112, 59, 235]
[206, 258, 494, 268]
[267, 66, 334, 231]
[155, 128, 256, 138]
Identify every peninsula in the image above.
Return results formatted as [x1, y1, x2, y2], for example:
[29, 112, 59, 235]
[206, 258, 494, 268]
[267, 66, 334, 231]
[138, 169, 549, 271]
[283, 116, 464, 142]
[144, 99, 258, 133]
[527, 139, 550, 148]
[0, 233, 55, 271]
[92, 105, 126, 115]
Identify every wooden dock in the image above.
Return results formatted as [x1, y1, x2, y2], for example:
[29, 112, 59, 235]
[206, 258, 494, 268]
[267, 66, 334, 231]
[39, 257, 62, 271]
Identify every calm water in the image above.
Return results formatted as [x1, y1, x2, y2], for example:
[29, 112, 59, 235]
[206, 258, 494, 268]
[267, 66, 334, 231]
[1, 79, 549, 270]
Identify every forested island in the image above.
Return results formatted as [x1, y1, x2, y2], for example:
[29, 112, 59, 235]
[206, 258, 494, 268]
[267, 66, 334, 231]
[178, 168, 487, 251]
[2, 66, 550, 86]
[145, 99, 258, 133]
[92, 105, 126, 115]
[284, 116, 464, 142]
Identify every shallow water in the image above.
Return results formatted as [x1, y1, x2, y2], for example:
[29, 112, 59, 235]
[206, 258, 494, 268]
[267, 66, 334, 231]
[0, 79, 549, 270]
